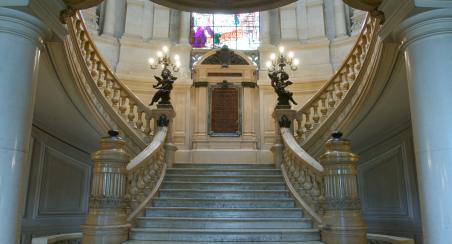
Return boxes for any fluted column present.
[0,7,48,244]
[81,130,130,244]
[399,9,452,244]
[333,0,347,37]
[320,132,367,244]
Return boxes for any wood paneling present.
[211,88,239,134]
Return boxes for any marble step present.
[144,207,304,218]
[124,241,323,244]
[152,197,295,208]
[166,168,282,176]
[164,174,284,183]
[161,181,287,190]
[173,163,275,169]
[129,228,321,242]
[135,217,313,229]
[158,189,290,199]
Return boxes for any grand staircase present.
[125,163,322,243]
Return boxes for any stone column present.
[399,9,452,244]
[271,109,296,168]
[306,0,327,40]
[0,7,48,244]
[259,10,271,46]
[320,132,367,244]
[102,0,126,37]
[333,0,347,37]
[142,1,154,40]
[280,3,298,41]
[123,0,145,39]
[152,4,170,40]
[81,130,130,244]
[179,11,191,44]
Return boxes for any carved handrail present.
[126,126,168,222]
[32,233,82,244]
[295,15,380,143]
[367,234,415,244]
[279,127,324,225]
[66,12,155,143]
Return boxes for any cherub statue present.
[149,68,177,106]
[269,70,297,107]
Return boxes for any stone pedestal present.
[399,9,452,244]
[81,130,131,244]
[151,108,176,168]
[320,132,367,244]
[0,7,48,244]
[271,108,296,168]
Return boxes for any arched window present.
[190,12,260,50]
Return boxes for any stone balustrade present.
[295,15,379,144]
[66,13,156,143]
[275,109,367,243]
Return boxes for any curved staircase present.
[125,163,322,243]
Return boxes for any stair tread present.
[168,168,281,171]
[131,228,319,233]
[160,189,289,192]
[137,217,311,221]
[154,197,293,201]
[166,174,282,177]
[163,181,285,185]
[146,207,301,211]
[125,241,323,244]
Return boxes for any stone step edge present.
[168,168,281,172]
[130,228,319,233]
[153,197,293,201]
[159,189,289,193]
[136,216,311,221]
[161,181,285,185]
[145,207,303,211]
[165,174,282,177]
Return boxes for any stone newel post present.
[81,130,131,244]
[320,132,367,244]
[271,108,296,168]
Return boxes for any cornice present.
[0,7,50,49]
[29,0,67,40]
[399,8,452,50]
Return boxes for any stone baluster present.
[320,132,367,244]
[81,130,130,244]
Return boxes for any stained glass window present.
[190,12,260,50]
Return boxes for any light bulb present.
[161,64,165,69]
[270,53,276,60]
[174,54,180,61]
[293,58,300,66]
[162,46,169,53]
[148,58,155,65]
[266,61,272,68]
[279,46,285,53]
[157,51,163,58]
[176,61,181,67]
[288,51,294,58]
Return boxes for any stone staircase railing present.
[65,12,156,152]
[295,15,381,150]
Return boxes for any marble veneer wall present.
[20,126,91,244]
[356,126,423,243]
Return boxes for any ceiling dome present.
[149,0,297,13]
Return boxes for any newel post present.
[271,108,296,168]
[320,132,367,244]
[152,108,177,168]
[81,130,130,244]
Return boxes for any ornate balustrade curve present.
[295,15,382,154]
[279,127,325,225]
[64,12,156,154]
[126,126,168,222]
